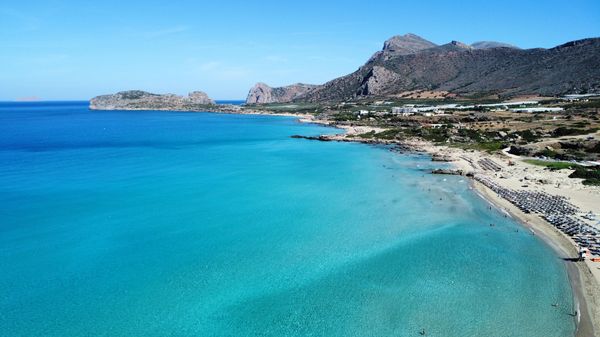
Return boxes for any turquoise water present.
[0,102,575,336]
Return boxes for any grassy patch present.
[582,178,600,186]
[357,131,376,139]
[523,159,583,170]
[458,141,505,153]
[332,112,359,121]
[373,129,401,140]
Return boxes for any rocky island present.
[90,90,215,111]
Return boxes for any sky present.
[1,0,599,100]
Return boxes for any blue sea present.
[0,101,576,336]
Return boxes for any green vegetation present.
[373,129,402,140]
[417,127,451,143]
[582,179,600,186]
[451,140,505,153]
[523,159,583,170]
[332,112,359,121]
[552,126,598,137]
[523,160,600,185]
[357,131,376,139]
[514,129,540,142]
[466,141,506,153]
[536,148,563,160]
[569,166,600,186]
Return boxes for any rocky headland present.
[90,90,215,111]
[245,82,319,104]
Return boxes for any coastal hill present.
[90,90,215,110]
[246,83,318,104]
[246,34,600,103]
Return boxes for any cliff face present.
[254,34,600,103]
[89,90,215,110]
[245,83,318,104]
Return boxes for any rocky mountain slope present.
[245,83,318,104]
[90,90,215,110]
[247,34,600,103]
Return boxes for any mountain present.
[471,41,519,49]
[380,33,438,55]
[245,83,318,104]
[247,34,600,103]
[90,90,215,110]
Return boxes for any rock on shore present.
[90,90,215,110]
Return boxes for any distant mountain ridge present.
[246,34,600,103]
[471,41,519,49]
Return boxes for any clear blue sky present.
[1,0,598,100]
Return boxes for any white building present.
[392,106,439,114]
[510,107,564,113]
[392,107,416,114]
[481,100,539,108]
[563,94,598,101]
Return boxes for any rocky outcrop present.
[89,90,215,110]
[187,91,214,104]
[293,34,600,102]
[508,145,532,156]
[431,168,465,175]
[357,66,405,96]
[245,83,318,104]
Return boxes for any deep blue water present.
[0,101,575,336]
[215,100,245,105]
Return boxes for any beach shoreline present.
[423,143,600,337]
[472,179,598,337]
[289,115,600,337]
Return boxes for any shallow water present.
[0,102,575,336]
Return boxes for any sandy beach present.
[299,119,600,336]
[431,144,600,337]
